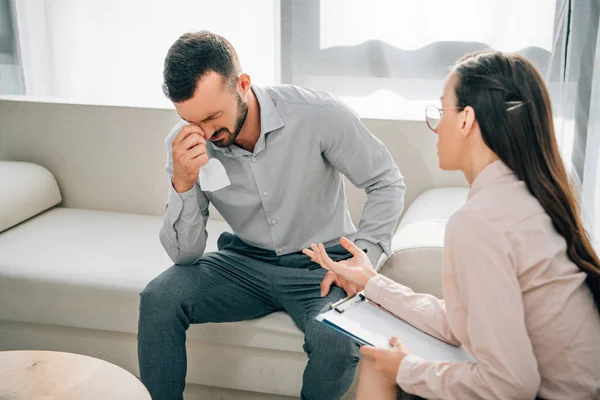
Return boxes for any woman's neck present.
[462,149,500,185]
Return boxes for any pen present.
[306,248,368,271]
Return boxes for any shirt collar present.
[209,85,284,157]
[468,160,516,200]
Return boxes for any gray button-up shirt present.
[160,85,405,266]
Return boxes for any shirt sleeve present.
[364,274,461,345]
[319,99,406,267]
[394,213,541,400]
[159,123,211,265]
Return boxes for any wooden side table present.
[0,350,151,400]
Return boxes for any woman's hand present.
[302,237,377,290]
[360,337,410,382]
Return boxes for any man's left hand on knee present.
[320,271,359,297]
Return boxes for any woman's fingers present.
[318,243,339,272]
[339,236,363,257]
[310,243,332,272]
[305,242,357,277]
[311,244,323,265]
[302,248,316,262]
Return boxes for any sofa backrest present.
[0,97,467,222]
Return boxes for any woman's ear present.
[461,105,477,138]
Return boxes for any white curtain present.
[11,0,279,108]
[282,0,556,119]
[0,0,22,95]
[549,0,600,250]
[584,50,600,248]
[582,25,600,250]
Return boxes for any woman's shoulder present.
[457,180,545,233]
[445,180,556,264]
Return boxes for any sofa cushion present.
[0,208,304,353]
[0,161,61,233]
[380,187,469,298]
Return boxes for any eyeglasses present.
[425,101,528,130]
[425,105,464,131]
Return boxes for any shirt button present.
[262,191,268,196]
[251,157,257,163]
[271,219,277,225]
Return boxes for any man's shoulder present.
[264,84,340,111]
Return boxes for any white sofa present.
[0,98,468,399]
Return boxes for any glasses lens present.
[425,106,441,130]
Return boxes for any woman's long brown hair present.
[454,50,600,315]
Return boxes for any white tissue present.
[199,158,231,192]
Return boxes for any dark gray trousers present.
[138,232,360,400]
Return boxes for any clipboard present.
[316,292,475,363]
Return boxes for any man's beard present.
[211,94,249,148]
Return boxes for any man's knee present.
[304,320,360,364]
[139,265,190,323]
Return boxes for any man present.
[138,31,405,400]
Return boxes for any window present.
[8,0,280,108]
[3,0,558,115]
[549,0,600,249]
[281,0,556,119]
[0,0,22,95]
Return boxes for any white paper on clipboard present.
[316,293,475,363]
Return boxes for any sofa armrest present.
[0,161,62,232]
[379,188,468,298]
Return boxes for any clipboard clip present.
[330,292,366,313]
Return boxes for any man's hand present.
[320,269,360,298]
[171,125,209,193]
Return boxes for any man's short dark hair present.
[162,31,241,103]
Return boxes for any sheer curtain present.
[0,0,22,95]
[10,0,280,108]
[282,0,556,119]
[585,44,600,249]
[549,0,600,249]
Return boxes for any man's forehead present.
[175,73,230,122]
[194,71,228,97]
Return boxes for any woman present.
[304,51,600,399]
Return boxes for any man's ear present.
[237,73,251,96]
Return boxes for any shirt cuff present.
[167,182,200,224]
[363,273,396,305]
[354,238,383,268]
[396,353,425,389]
